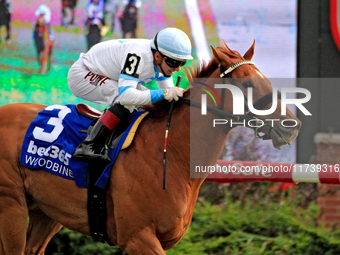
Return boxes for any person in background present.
[85,0,105,50]
[122,0,141,9]
[103,0,118,33]
[61,0,78,26]
[0,0,11,44]
[33,4,55,74]
[119,0,140,38]
[67,27,193,162]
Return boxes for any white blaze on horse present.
[0,41,300,254]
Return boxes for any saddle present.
[76,103,145,150]
[76,103,102,119]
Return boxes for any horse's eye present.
[242,82,253,88]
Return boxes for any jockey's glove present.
[164,87,184,102]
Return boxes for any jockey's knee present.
[108,104,132,121]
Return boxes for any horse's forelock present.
[216,41,244,61]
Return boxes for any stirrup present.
[73,144,112,163]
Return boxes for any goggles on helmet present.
[161,54,186,68]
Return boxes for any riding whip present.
[163,75,182,189]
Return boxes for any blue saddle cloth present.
[20,104,145,189]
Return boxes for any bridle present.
[179,60,281,140]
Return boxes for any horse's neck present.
[164,90,230,185]
[188,91,230,176]
[135,88,230,188]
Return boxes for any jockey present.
[68,27,193,162]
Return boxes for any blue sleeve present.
[150,89,165,104]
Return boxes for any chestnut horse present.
[0,41,301,254]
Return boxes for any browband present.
[220,60,255,78]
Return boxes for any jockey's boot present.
[73,104,131,163]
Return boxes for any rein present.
[179,97,251,122]
[163,76,182,189]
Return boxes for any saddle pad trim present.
[121,112,149,149]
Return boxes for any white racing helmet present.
[150,27,194,61]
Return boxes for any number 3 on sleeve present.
[121,53,141,79]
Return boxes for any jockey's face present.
[154,52,181,77]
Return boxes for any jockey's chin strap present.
[179,60,281,140]
[154,32,171,78]
[159,64,171,78]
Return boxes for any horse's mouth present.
[259,125,297,150]
[269,128,296,150]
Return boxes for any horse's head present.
[208,40,301,149]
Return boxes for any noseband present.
[179,60,281,140]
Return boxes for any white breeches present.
[67,57,119,106]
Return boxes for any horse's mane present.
[142,41,244,116]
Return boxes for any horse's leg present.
[25,209,62,255]
[0,201,27,254]
[118,227,166,255]
[0,179,28,254]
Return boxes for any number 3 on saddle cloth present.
[19,104,148,189]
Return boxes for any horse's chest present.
[157,220,191,250]
[156,208,193,247]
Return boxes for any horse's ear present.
[243,40,255,60]
[211,45,233,66]
[210,45,221,62]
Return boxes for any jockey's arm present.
[118,79,164,106]
[117,46,183,105]
[155,78,174,89]
[118,78,184,105]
